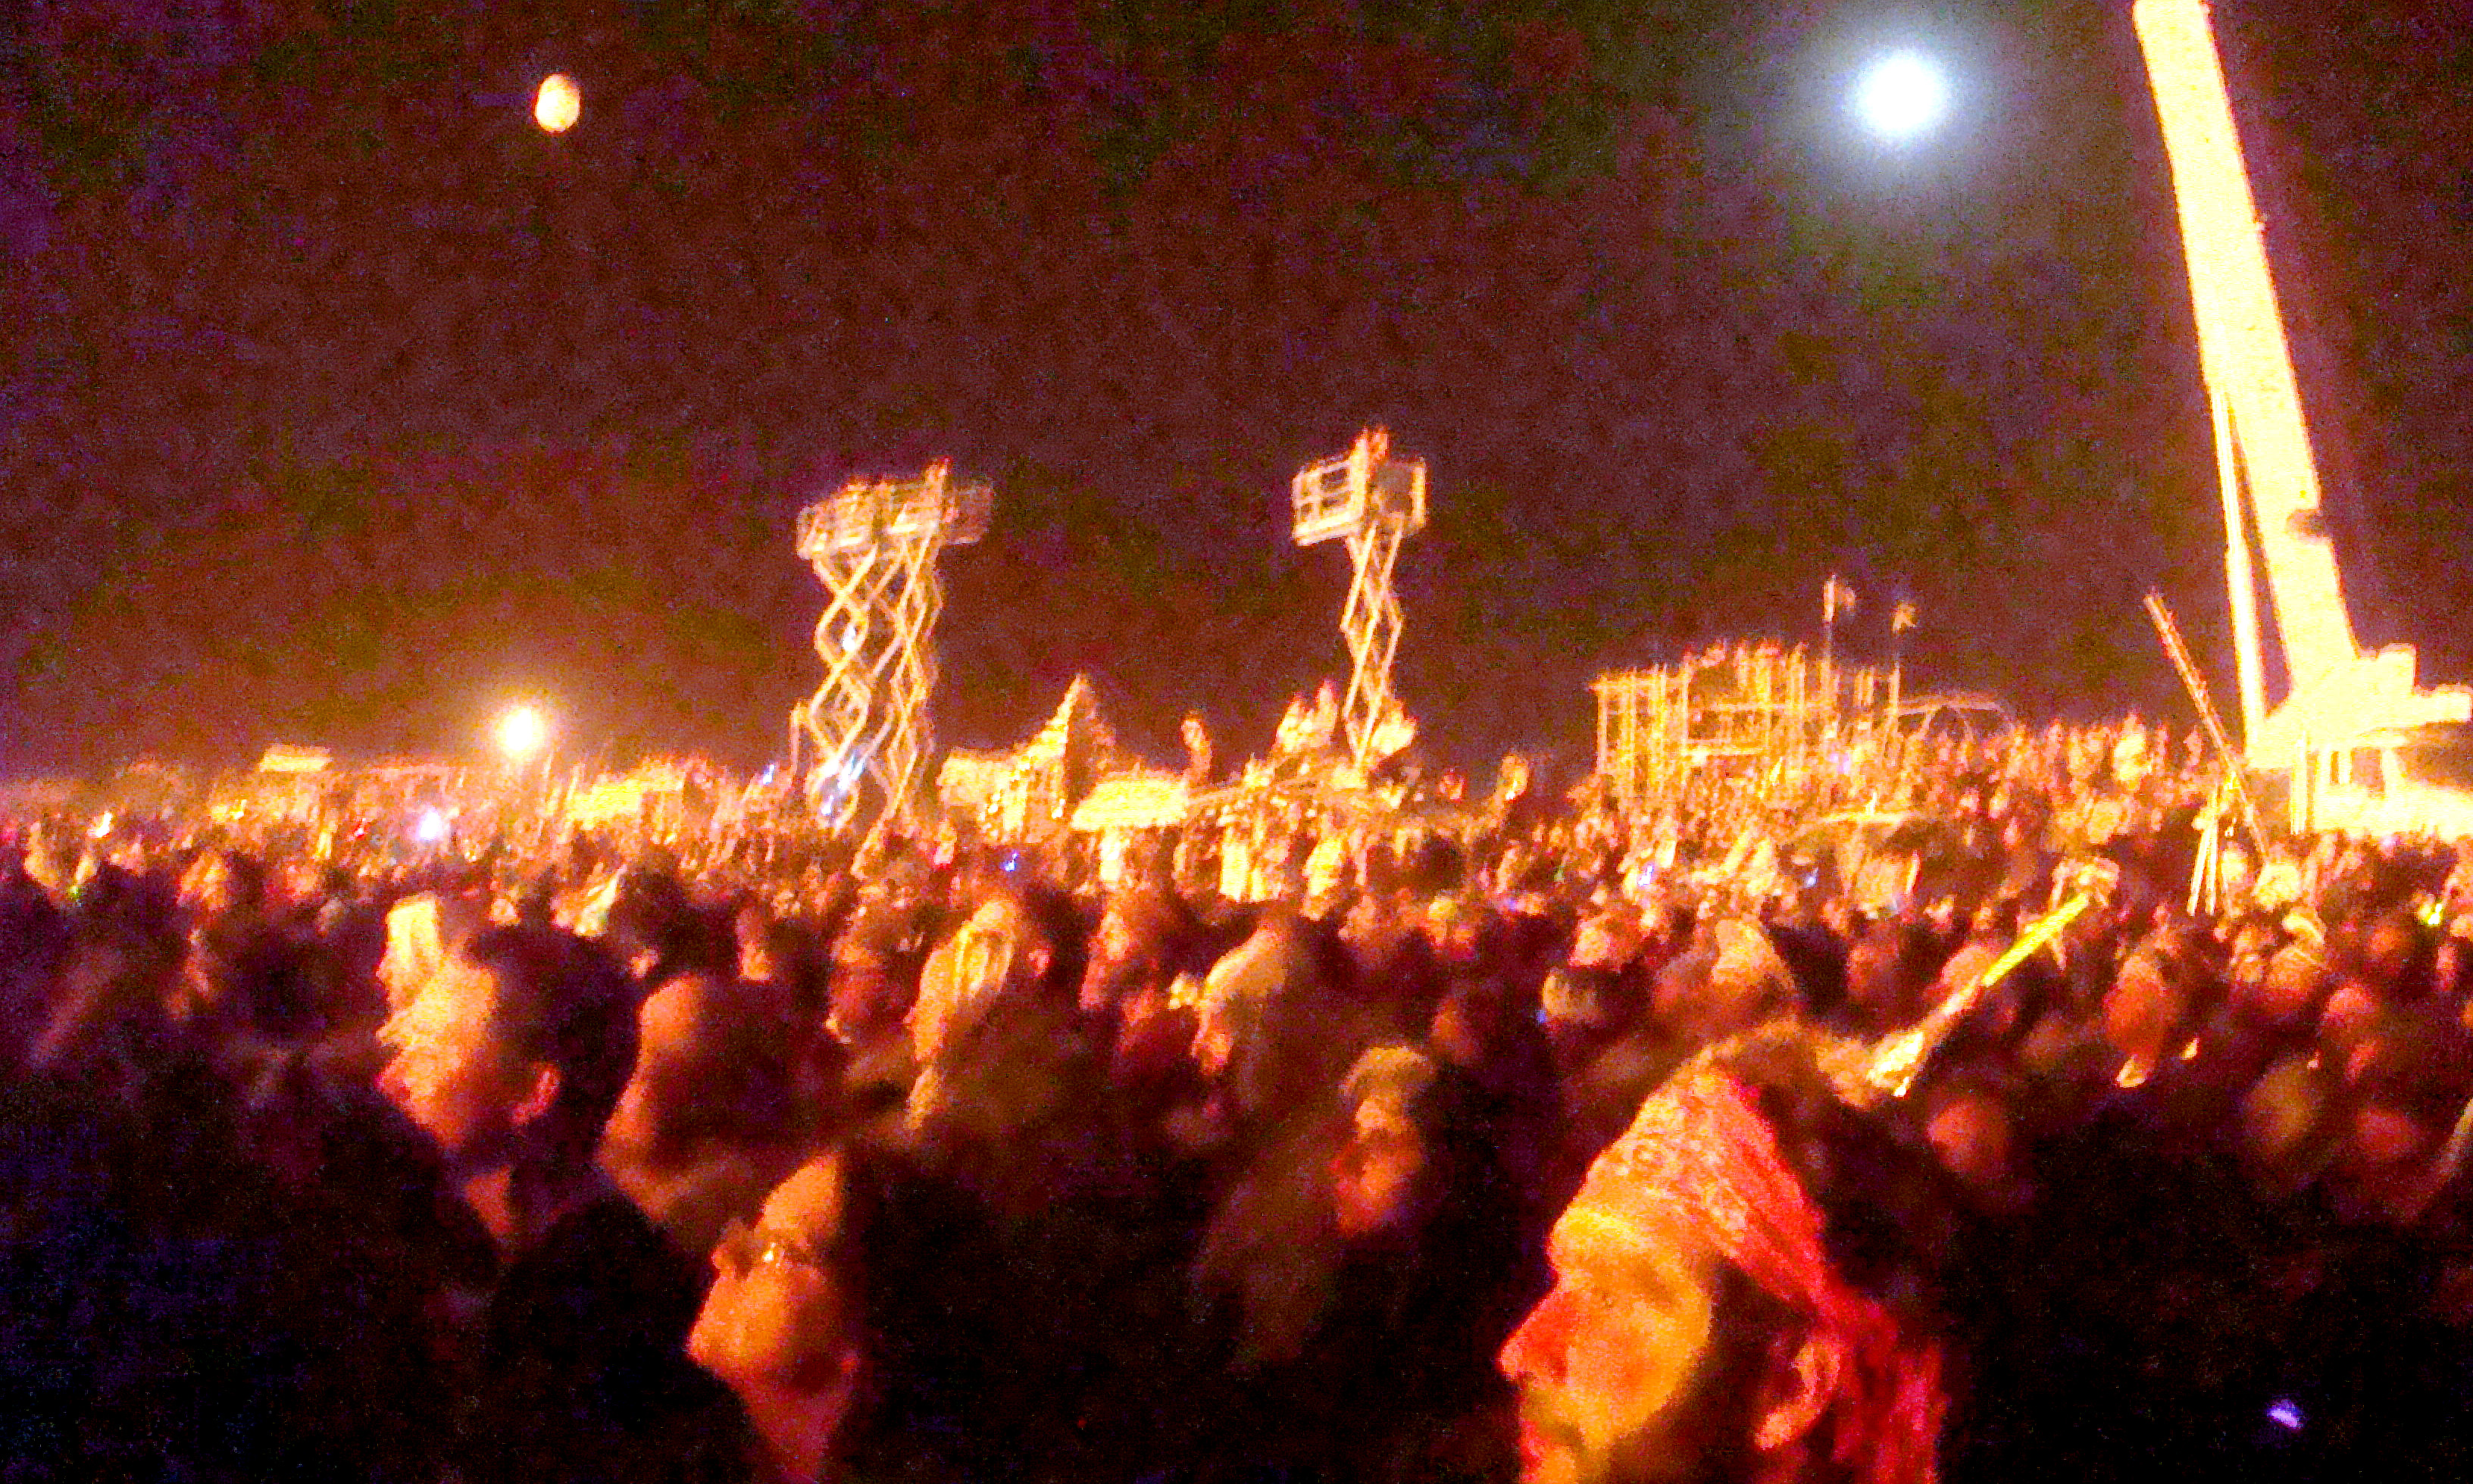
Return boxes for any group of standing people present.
[7,768,2473,1482]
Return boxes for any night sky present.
[3,0,2469,776]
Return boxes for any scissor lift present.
[1291,428,1426,773]
[791,461,990,836]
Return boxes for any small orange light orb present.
[533,73,581,134]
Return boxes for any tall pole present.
[1888,597,1915,786]
[2213,392,2269,746]
[1821,578,1836,676]
[2144,589,2264,846]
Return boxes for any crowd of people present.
[7,727,2473,1483]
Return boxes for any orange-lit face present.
[602,976,708,1164]
[1080,903,1149,1015]
[1190,990,1238,1079]
[827,948,899,1039]
[736,910,783,986]
[2101,964,2184,1067]
[1924,1091,2017,1199]
[1498,1205,1726,1484]
[375,924,427,1014]
[1329,1098,1427,1238]
[689,1154,856,1392]
[180,851,244,918]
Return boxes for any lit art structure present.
[1291,429,1425,773]
[791,461,990,836]
[936,675,1128,842]
[1594,643,1899,819]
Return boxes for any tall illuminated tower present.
[791,461,990,835]
[1290,428,1426,773]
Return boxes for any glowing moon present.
[1853,52,1947,141]
[533,73,581,133]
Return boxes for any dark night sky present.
[2,0,2470,776]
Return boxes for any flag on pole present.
[1893,600,1918,634]
[1823,576,1858,624]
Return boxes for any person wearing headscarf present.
[1499,1027,1953,1484]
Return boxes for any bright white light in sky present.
[497,704,550,760]
[533,73,581,133]
[1853,52,1947,141]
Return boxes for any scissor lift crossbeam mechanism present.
[1291,429,1426,772]
[793,461,990,836]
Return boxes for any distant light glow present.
[497,705,550,761]
[413,808,451,845]
[1854,52,1948,141]
[2268,1398,2304,1432]
[533,73,581,133]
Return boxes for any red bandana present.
[1574,1066,1946,1484]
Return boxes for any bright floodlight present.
[533,73,581,133]
[497,705,550,761]
[1854,52,1947,141]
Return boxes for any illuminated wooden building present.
[1593,642,1895,817]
